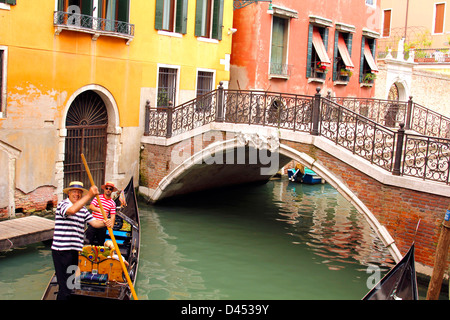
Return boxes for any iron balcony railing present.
[53,11,135,38]
[145,84,450,185]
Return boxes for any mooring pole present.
[426,207,450,300]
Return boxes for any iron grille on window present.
[157,68,177,108]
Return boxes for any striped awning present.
[312,29,331,67]
[338,35,354,70]
[364,41,379,73]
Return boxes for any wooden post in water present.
[426,207,450,300]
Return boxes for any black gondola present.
[363,243,418,300]
[42,178,140,300]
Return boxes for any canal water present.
[0,177,438,300]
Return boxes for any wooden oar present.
[81,154,138,300]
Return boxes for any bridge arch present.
[150,136,402,262]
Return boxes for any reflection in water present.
[272,180,394,272]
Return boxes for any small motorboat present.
[288,164,324,184]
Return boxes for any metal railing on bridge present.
[144,84,450,185]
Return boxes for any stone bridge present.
[140,86,450,275]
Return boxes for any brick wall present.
[14,186,57,214]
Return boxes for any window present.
[434,3,446,34]
[0,0,16,5]
[196,70,214,111]
[196,71,214,97]
[306,24,331,80]
[333,31,354,83]
[360,36,378,84]
[157,67,178,108]
[98,0,130,33]
[0,47,7,118]
[195,0,224,40]
[270,16,289,77]
[155,0,188,34]
[365,0,376,8]
[382,9,391,37]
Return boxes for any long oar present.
[81,154,138,300]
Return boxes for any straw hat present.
[63,181,88,196]
[101,181,118,192]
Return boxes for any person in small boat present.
[104,240,129,267]
[85,181,117,245]
[51,181,113,300]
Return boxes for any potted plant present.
[363,72,377,83]
[340,68,353,77]
[316,62,329,73]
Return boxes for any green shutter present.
[306,24,313,78]
[57,0,64,11]
[359,36,365,83]
[195,0,204,37]
[347,33,353,56]
[212,0,224,40]
[155,0,164,30]
[117,0,129,22]
[6,0,16,5]
[81,0,93,16]
[175,0,188,34]
[333,31,339,81]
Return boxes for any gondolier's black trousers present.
[52,249,78,300]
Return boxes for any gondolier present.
[51,181,113,300]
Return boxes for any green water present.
[0,177,429,300]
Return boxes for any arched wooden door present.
[64,90,108,190]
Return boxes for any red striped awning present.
[364,41,379,73]
[338,35,354,70]
[312,29,331,67]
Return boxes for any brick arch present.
[149,136,402,263]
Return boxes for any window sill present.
[197,37,219,44]
[157,30,183,38]
[334,80,349,86]
[0,3,10,10]
[269,74,289,80]
[308,78,325,83]
[360,82,374,88]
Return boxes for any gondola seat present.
[78,245,126,283]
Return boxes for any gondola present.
[362,243,418,300]
[42,177,140,300]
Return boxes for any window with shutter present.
[195,0,223,40]
[155,0,188,34]
[0,47,6,118]
[434,3,445,34]
[270,16,288,76]
[307,24,330,80]
[382,9,391,37]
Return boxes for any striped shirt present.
[90,195,116,220]
[51,198,94,251]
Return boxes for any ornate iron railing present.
[331,96,450,139]
[144,84,450,185]
[53,11,135,38]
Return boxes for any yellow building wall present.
[0,0,233,212]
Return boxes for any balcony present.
[53,11,135,45]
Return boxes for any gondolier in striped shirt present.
[85,181,117,245]
[51,181,113,300]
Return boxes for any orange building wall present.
[231,0,381,97]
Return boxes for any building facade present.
[0,0,233,218]
[230,0,381,97]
